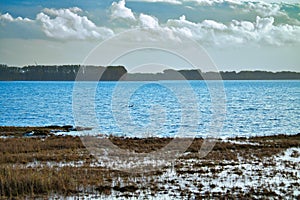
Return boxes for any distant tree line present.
[219,71,300,80]
[0,64,127,81]
[0,64,299,81]
[126,69,300,81]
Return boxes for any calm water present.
[0,80,299,138]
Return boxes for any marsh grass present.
[0,165,76,197]
[0,136,87,164]
[0,127,299,198]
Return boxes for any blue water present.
[0,80,299,138]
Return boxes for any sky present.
[0,0,299,72]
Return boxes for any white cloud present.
[202,19,227,30]
[222,16,300,46]
[183,0,242,6]
[1,1,300,47]
[0,13,14,21]
[184,0,222,6]
[103,0,300,47]
[245,1,283,17]
[167,15,199,30]
[164,15,300,46]
[183,0,288,18]
[110,0,136,21]
[139,13,159,28]
[127,0,182,5]
[0,13,32,22]
[42,7,82,16]
[109,1,161,29]
[36,8,114,40]
[255,16,274,32]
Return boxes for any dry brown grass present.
[0,165,77,197]
[0,127,299,198]
[0,136,87,164]
[0,164,146,198]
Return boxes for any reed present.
[0,130,299,198]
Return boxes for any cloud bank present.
[0,13,32,22]
[107,0,300,47]
[36,7,114,40]
[165,15,300,46]
[0,0,299,47]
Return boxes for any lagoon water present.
[0,80,299,138]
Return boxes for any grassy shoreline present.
[0,126,299,199]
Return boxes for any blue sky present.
[0,0,299,72]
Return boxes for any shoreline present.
[0,126,299,139]
[0,126,299,199]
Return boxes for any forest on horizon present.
[0,64,299,81]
